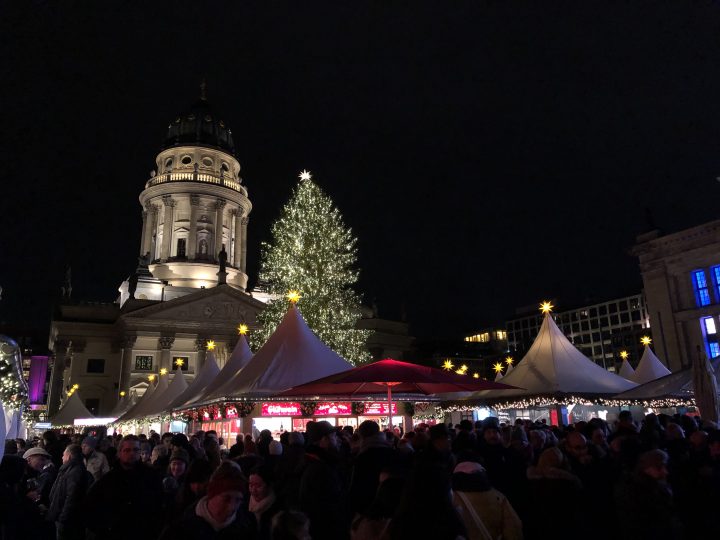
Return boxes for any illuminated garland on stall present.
[251,170,373,365]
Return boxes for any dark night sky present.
[3,2,720,345]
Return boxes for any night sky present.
[3,3,720,345]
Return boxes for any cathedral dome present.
[162,90,235,155]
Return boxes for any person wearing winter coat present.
[451,461,523,540]
[82,436,110,481]
[47,444,91,540]
[349,420,397,515]
[248,465,284,540]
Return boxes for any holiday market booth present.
[466,303,638,425]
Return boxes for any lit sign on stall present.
[315,402,352,416]
[363,402,398,415]
[225,406,239,419]
[262,402,302,416]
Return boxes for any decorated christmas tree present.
[253,170,372,365]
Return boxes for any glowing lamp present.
[442,359,454,371]
[299,169,312,181]
[287,290,301,304]
[493,362,504,374]
[206,340,216,351]
[620,351,629,360]
[641,336,652,346]
[237,323,249,335]
[540,301,554,314]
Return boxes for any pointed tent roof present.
[169,352,221,409]
[619,359,636,380]
[129,371,170,419]
[143,368,189,418]
[494,370,504,382]
[50,392,94,426]
[224,305,353,398]
[109,391,136,418]
[479,313,637,399]
[116,379,157,423]
[192,335,254,405]
[631,346,672,384]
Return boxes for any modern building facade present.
[506,294,652,372]
[632,220,720,371]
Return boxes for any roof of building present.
[162,92,235,155]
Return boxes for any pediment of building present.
[121,284,265,325]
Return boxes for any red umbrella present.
[279,358,517,428]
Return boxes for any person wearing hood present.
[451,460,523,540]
[349,420,397,515]
[248,465,284,540]
[159,461,254,539]
[47,444,91,539]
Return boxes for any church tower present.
[119,88,252,304]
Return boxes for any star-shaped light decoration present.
[175,358,185,367]
[120,391,126,397]
[148,374,156,382]
[237,323,249,335]
[206,340,216,351]
[493,362,504,374]
[506,356,514,366]
[72,383,79,390]
[640,336,652,346]
[473,373,480,379]
[299,169,312,181]
[455,368,466,375]
[160,368,168,376]
[620,350,629,360]
[287,290,301,304]
[540,301,554,314]
[459,364,468,373]
[442,359,454,371]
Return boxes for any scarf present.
[195,496,236,531]
[248,491,276,522]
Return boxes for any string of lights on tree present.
[252,170,372,365]
[0,336,28,410]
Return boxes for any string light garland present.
[251,171,373,365]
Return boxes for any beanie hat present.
[171,433,189,447]
[207,462,246,499]
[169,448,189,465]
[481,417,500,431]
[307,421,335,443]
[82,436,98,449]
[268,440,283,456]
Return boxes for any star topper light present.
[620,350,629,360]
[206,340,216,351]
[237,323,249,335]
[160,368,168,376]
[540,301,554,314]
[493,362,504,374]
[640,336,652,346]
[442,359,454,371]
[506,356,514,365]
[175,358,185,367]
[287,290,301,304]
[299,169,312,181]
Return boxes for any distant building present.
[506,294,651,371]
[632,220,720,371]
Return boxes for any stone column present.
[142,204,157,258]
[159,336,175,371]
[119,335,138,394]
[161,195,176,260]
[214,199,226,261]
[139,209,148,255]
[240,216,249,273]
[195,338,207,370]
[233,209,243,268]
[188,195,199,260]
[47,340,69,416]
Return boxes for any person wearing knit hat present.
[159,461,253,539]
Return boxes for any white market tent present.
[129,370,169,420]
[142,368,188,418]
[190,334,254,405]
[477,312,637,401]
[619,359,636,380]
[630,345,672,385]
[50,392,95,426]
[116,379,157,423]
[109,390,136,418]
[219,304,353,399]
[168,352,221,410]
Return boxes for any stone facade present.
[632,220,720,372]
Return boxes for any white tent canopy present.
[129,371,169,420]
[116,379,157,423]
[109,390,136,418]
[223,305,353,398]
[619,359,636,380]
[631,345,672,385]
[143,368,189,418]
[50,392,95,426]
[192,335,254,405]
[168,352,221,410]
[479,313,637,399]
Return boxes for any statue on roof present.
[61,265,72,299]
[218,247,228,273]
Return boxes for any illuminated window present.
[711,343,720,358]
[701,316,720,359]
[712,266,720,302]
[135,355,153,371]
[692,270,711,307]
[705,317,717,335]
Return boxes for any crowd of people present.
[1,410,720,540]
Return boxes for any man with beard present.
[299,421,349,540]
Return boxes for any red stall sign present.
[262,402,302,416]
[225,406,239,419]
[363,402,398,415]
[315,402,352,416]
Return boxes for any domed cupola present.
[162,84,235,154]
